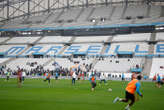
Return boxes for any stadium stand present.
[156,32,164,40]
[51,58,74,68]
[154,42,164,55]
[38,36,72,43]
[124,5,147,18]
[72,57,94,65]
[104,42,149,56]
[0,31,163,76]
[63,7,95,27]
[58,8,82,22]
[25,13,49,24]
[62,43,103,56]
[0,37,10,43]
[44,9,64,24]
[20,44,64,56]
[2,17,28,29]
[6,37,41,44]
[6,58,51,70]
[0,0,164,79]
[89,6,113,20]
[94,58,144,72]
[0,45,27,55]
[0,58,9,64]
[150,58,164,78]
[112,33,151,42]
[110,6,125,20]
[43,59,57,71]
[73,36,110,43]
[149,5,162,18]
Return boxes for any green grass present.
[0,78,163,110]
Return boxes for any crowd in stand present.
[0,61,94,78]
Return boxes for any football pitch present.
[0,78,163,110]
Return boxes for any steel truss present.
[0,0,160,23]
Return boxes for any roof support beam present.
[47,0,50,13]
[49,0,58,9]
[30,0,47,12]
[9,2,27,17]
[7,0,9,19]
[28,0,30,16]
[86,0,88,7]
[67,0,69,9]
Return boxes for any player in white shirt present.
[99,72,107,85]
[22,71,26,83]
[72,71,77,85]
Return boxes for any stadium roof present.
[0,0,163,22]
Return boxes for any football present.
[108,88,112,92]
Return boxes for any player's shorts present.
[18,77,22,83]
[101,79,106,82]
[91,82,96,88]
[157,81,161,84]
[46,78,50,81]
[7,76,9,80]
[23,76,25,81]
[125,91,135,102]
[55,76,58,79]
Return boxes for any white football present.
[108,88,112,92]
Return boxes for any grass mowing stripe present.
[0,78,163,110]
